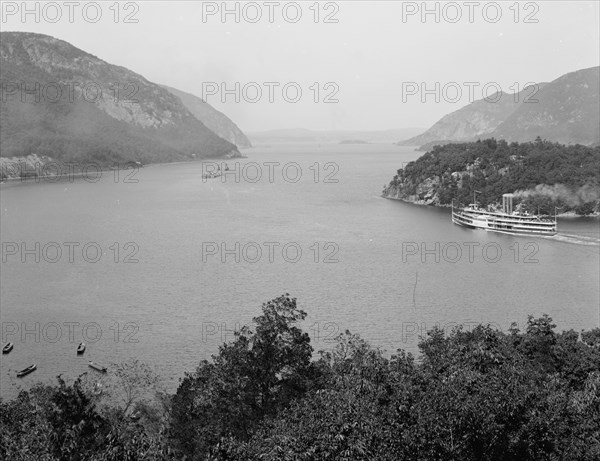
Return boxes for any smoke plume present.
[512,184,600,207]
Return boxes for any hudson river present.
[1,144,599,398]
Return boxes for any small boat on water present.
[2,342,13,354]
[452,193,557,236]
[202,171,222,179]
[77,342,86,354]
[17,364,36,377]
[202,164,224,179]
[88,361,107,373]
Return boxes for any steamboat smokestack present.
[502,194,513,214]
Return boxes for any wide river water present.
[1,143,599,398]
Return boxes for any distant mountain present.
[493,67,600,145]
[399,86,542,147]
[339,139,369,144]
[401,67,600,148]
[163,85,251,148]
[0,32,240,167]
[248,128,425,144]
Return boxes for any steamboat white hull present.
[452,209,557,236]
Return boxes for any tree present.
[107,359,161,416]
[383,139,600,214]
[45,376,110,460]
[216,314,600,461]
[170,294,315,459]
[2,300,600,460]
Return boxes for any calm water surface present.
[1,144,599,398]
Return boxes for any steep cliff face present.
[401,67,599,148]
[0,32,241,164]
[163,85,251,148]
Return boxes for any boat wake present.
[544,233,600,246]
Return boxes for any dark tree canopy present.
[2,296,599,460]
[385,139,600,215]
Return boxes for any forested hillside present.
[384,138,600,215]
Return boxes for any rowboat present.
[77,342,86,354]
[17,364,36,377]
[2,342,13,354]
[88,361,107,373]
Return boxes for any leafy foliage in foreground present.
[2,296,600,460]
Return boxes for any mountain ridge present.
[163,85,251,149]
[398,88,534,147]
[400,67,599,148]
[493,67,600,145]
[0,32,242,168]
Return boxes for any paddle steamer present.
[452,193,557,235]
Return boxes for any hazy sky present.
[2,1,599,132]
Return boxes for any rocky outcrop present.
[384,176,441,206]
[0,154,53,180]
